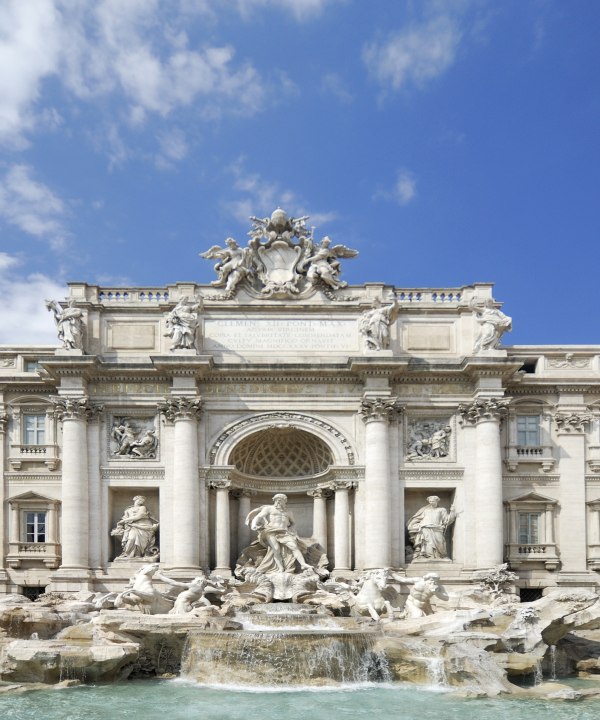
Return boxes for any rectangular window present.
[25,361,40,372]
[516,415,540,446]
[24,414,45,445]
[25,512,46,543]
[518,512,541,544]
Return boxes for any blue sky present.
[0,0,599,346]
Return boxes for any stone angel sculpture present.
[200,238,255,296]
[45,298,85,350]
[298,236,358,291]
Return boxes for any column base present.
[162,566,204,580]
[212,567,233,578]
[48,567,93,592]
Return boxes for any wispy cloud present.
[233,0,338,22]
[320,73,354,103]
[0,253,67,344]
[375,168,418,207]
[224,158,337,230]
[363,15,461,92]
[0,1,267,152]
[0,164,69,249]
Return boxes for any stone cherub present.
[200,238,255,296]
[298,236,358,291]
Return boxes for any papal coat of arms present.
[200,208,358,299]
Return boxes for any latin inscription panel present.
[204,318,359,354]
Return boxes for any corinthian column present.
[360,397,402,569]
[159,396,202,570]
[459,398,508,569]
[210,479,231,574]
[52,397,102,570]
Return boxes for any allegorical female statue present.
[111,496,159,559]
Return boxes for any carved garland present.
[209,412,356,466]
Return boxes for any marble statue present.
[111,496,159,560]
[351,569,398,620]
[406,422,452,460]
[113,563,172,614]
[111,420,158,459]
[245,493,311,574]
[169,573,226,615]
[164,295,202,350]
[470,297,512,352]
[299,236,358,291]
[45,298,85,350]
[358,299,398,351]
[401,572,449,618]
[407,496,456,560]
[200,238,254,296]
[200,209,357,299]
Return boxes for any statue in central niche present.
[246,493,312,574]
[234,494,329,602]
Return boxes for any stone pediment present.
[505,492,557,505]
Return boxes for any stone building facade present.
[1,211,599,597]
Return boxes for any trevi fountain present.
[1,210,600,717]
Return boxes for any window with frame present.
[23,414,45,445]
[518,512,541,544]
[516,415,540,446]
[25,360,40,372]
[25,511,46,542]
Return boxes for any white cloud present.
[393,170,417,206]
[363,15,461,91]
[233,0,336,22]
[0,164,69,249]
[0,0,267,149]
[155,127,189,169]
[225,158,336,230]
[0,253,67,345]
[374,169,418,207]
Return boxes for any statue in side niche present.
[111,495,159,560]
[407,495,456,560]
[164,295,202,350]
[45,298,85,350]
[358,298,398,351]
[470,297,512,353]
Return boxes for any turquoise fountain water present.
[2,680,600,720]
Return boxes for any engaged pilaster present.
[158,396,202,571]
[360,397,402,569]
[52,396,102,572]
[459,398,508,569]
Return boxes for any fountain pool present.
[1,681,600,720]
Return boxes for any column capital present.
[157,396,202,422]
[51,396,103,421]
[308,486,333,499]
[458,397,509,425]
[554,411,592,434]
[232,487,255,499]
[331,480,357,492]
[360,397,403,423]
[209,479,231,491]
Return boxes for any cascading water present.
[180,603,390,686]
